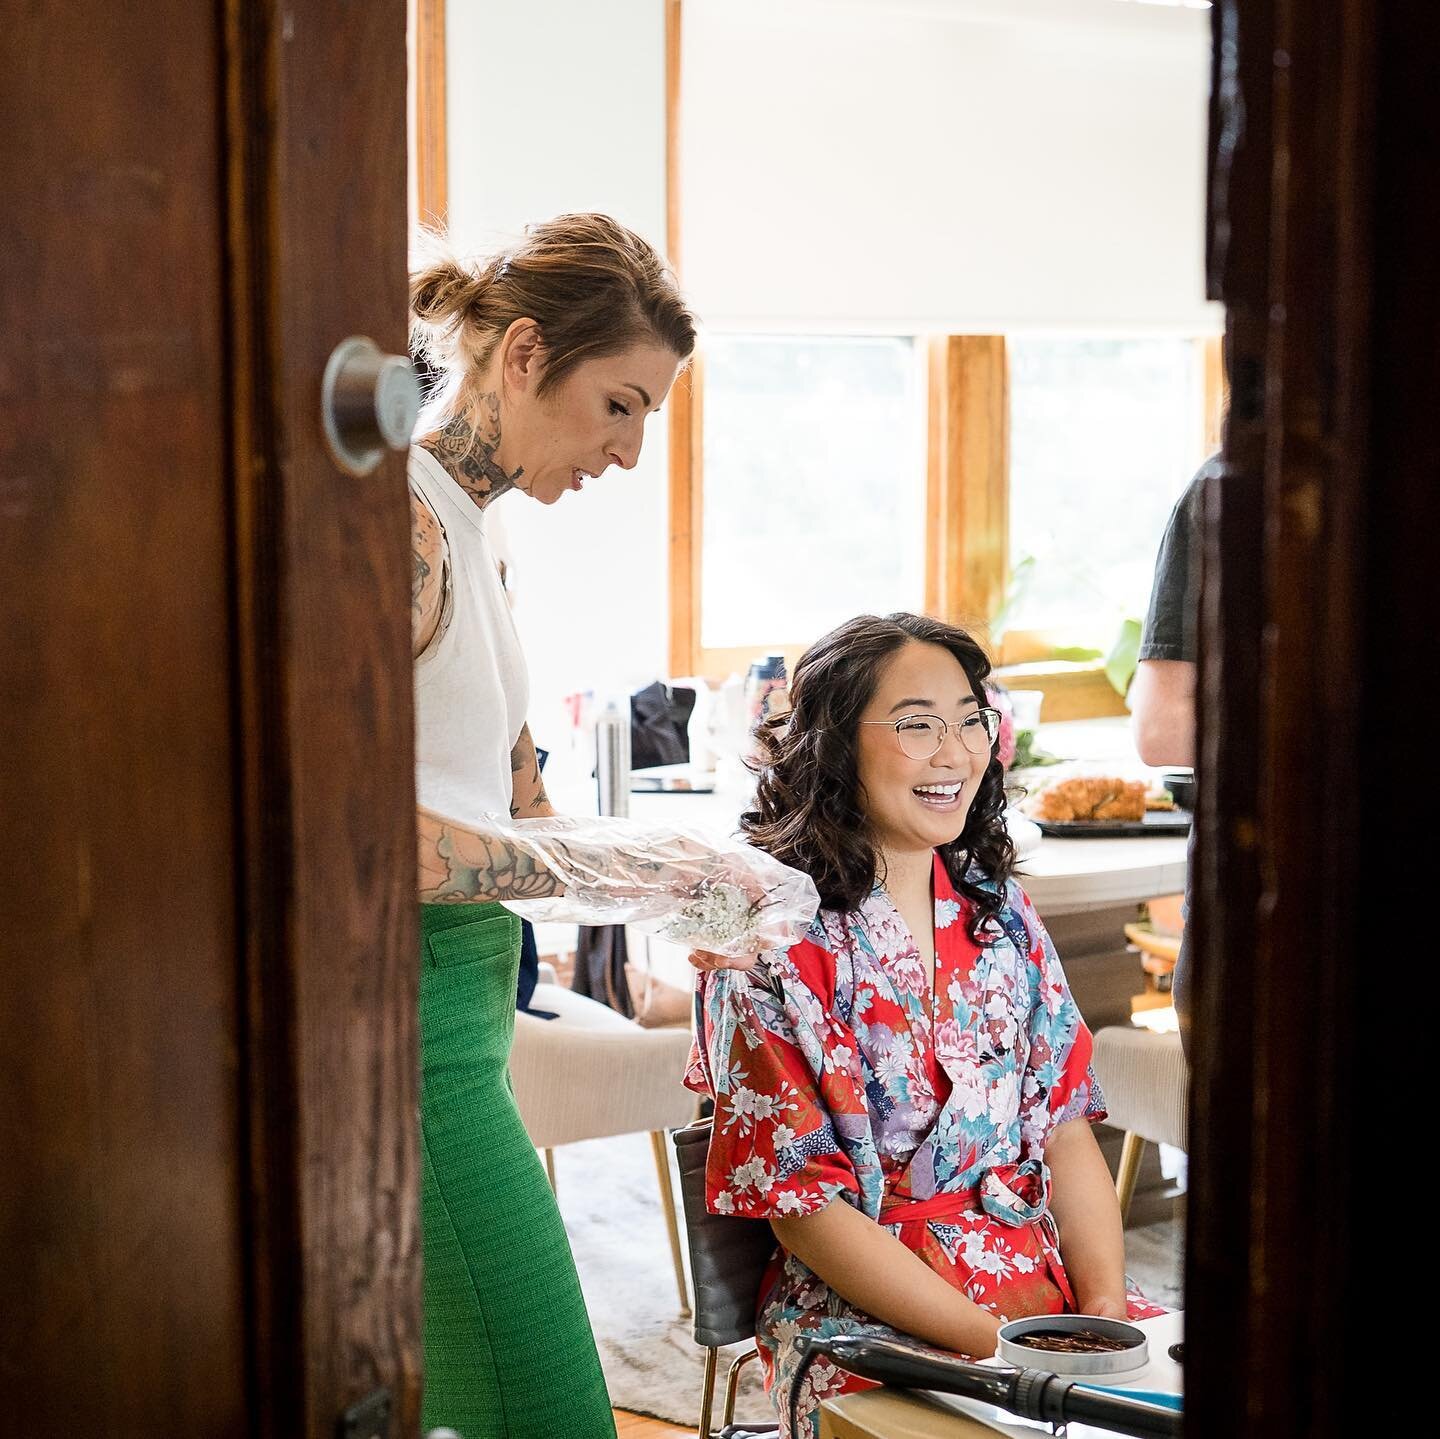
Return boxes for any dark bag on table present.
[630,680,695,770]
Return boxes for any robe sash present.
[879,1158,1076,1310]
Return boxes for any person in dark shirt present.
[1131,459,1215,1052]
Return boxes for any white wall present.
[445,0,672,767]
[440,0,1218,773]
[682,0,1220,332]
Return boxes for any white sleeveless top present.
[409,445,529,823]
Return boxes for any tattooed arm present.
[413,398,550,896]
[415,725,556,902]
[509,723,553,819]
[413,393,523,658]
[417,806,564,904]
[411,489,446,659]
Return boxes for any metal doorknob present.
[322,336,421,475]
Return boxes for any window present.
[694,334,926,661]
[672,332,1221,716]
[1004,337,1208,653]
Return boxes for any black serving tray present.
[1034,808,1192,838]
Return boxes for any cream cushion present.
[1091,1026,1189,1151]
[509,983,696,1150]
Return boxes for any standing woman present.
[407,214,693,1438]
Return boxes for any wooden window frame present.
[668,327,1223,718]
[926,334,1009,637]
[408,0,447,229]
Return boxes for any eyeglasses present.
[860,708,1002,760]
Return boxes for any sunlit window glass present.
[699,336,925,650]
[1007,337,1206,642]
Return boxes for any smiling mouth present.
[913,781,966,811]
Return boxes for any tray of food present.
[1021,773,1191,838]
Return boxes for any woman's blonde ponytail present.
[408,214,695,439]
[409,255,481,325]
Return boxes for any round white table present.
[1014,830,1187,917]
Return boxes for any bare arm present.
[770,1199,1002,1357]
[1045,1117,1128,1317]
[1129,658,1197,768]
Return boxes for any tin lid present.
[996,1314,1149,1378]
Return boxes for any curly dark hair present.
[741,612,1015,941]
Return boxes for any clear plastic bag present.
[484,813,820,958]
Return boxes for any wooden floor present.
[614,1409,690,1437]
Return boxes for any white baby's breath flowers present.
[660,879,765,952]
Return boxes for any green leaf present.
[1048,645,1104,663]
[1104,617,1143,698]
[1012,730,1065,770]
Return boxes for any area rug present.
[556,1131,1184,1429]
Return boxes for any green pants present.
[420,903,615,1438]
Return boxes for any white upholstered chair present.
[509,965,698,1316]
[1091,1024,1189,1221]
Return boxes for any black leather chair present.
[672,1119,782,1438]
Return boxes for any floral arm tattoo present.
[417,809,564,904]
[416,809,725,909]
[421,392,524,509]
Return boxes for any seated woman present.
[687,612,1163,1437]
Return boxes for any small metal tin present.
[997,1314,1149,1377]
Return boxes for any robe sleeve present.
[690,936,868,1219]
[1007,881,1109,1153]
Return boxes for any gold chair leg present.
[722,1345,761,1429]
[1115,1131,1145,1223]
[698,1345,718,1439]
[542,1147,557,1194]
[651,1129,691,1318]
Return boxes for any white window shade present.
[680,0,1222,333]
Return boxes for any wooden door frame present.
[227,2,420,1433]
[3,2,418,1434]
[410,0,447,227]
[1187,1,1436,1433]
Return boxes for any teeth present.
[914,783,962,797]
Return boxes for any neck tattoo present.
[423,391,524,510]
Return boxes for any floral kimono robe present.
[686,855,1163,1437]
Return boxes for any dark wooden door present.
[1188,1,1438,1434]
[1,3,419,1435]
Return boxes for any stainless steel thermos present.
[594,702,631,818]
